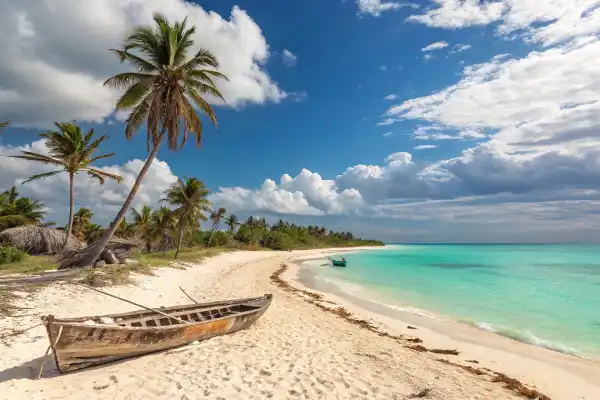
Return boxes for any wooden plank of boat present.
[42,293,273,373]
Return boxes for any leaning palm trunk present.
[206,224,217,247]
[62,173,75,250]
[76,138,163,267]
[175,220,185,259]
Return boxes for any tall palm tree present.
[10,122,122,249]
[224,213,239,236]
[131,205,154,252]
[80,13,228,266]
[207,207,226,247]
[162,177,210,258]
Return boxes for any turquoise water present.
[313,245,600,358]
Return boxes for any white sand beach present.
[1,248,599,400]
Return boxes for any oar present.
[179,286,198,304]
[80,284,188,325]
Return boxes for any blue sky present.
[2,0,600,242]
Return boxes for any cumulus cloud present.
[421,41,449,51]
[211,169,365,216]
[282,49,297,67]
[408,0,600,46]
[357,0,408,16]
[0,139,178,224]
[384,94,398,100]
[0,0,286,128]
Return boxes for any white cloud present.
[282,49,297,67]
[357,0,408,16]
[377,118,396,126]
[407,0,506,29]
[384,94,398,100]
[423,53,435,61]
[413,125,486,141]
[0,139,178,225]
[379,65,388,71]
[383,132,393,137]
[421,41,449,51]
[211,169,365,216]
[0,0,287,128]
[408,0,600,46]
[450,43,472,53]
[414,144,437,150]
[387,38,600,154]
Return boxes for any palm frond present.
[21,170,62,184]
[10,152,66,167]
[85,168,123,184]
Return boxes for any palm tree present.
[224,213,239,236]
[207,207,226,247]
[131,205,154,252]
[162,177,210,258]
[115,217,136,239]
[72,207,94,241]
[0,188,47,230]
[151,206,176,250]
[245,216,260,246]
[83,223,103,244]
[80,13,228,266]
[10,122,122,249]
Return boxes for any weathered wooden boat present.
[42,294,272,373]
[328,256,347,267]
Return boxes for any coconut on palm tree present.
[76,13,227,266]
[131,205,154,252]
[207,207,226,247]
[10,122,122,249]
[162,177,210,258]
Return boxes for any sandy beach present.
[1,248,599,399]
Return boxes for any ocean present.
[303,244,600,359]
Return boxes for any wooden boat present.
[328,256,347,267]
[42,294,272,373]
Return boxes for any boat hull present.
[43,294,272,373]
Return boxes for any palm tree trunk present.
[175,220,185,259]
[62,173,75,251]
[77,137,164,266]
[207,224,216,247]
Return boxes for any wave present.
[471,321,586,358]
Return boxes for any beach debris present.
[271,261,553,400]
[465,359,479,364]
[406,344,428,352]
[407,325,417,330]
[492,373,551,400]
[179,286,199,304]
[408,388,431,398]
[406,338,423,343]
[57,237,141,269]
[430,348,459,355]
[0,226,84,255]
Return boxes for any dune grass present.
[0,254,58,276]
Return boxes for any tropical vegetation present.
[10,122,122,249]
[0,14,382,269]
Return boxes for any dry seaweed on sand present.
[0,226,84,255]
[272,261,553,400]
[408,388,431,398]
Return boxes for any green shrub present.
[264,231,296,250]
[0,246,27,265]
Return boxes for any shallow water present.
[309,244,600,358]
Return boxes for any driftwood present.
[0,226,84,255]
[57,237,141,269]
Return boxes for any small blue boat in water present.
[328,256,347,267]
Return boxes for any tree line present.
[0,185,382,253]
[0,13,382,264]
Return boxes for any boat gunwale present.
[43,294,273,331]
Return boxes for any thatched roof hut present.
[0,226,85,255]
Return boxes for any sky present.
[1,0,600,243]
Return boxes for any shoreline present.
[1,246,597,399]
[282,251,600,399]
